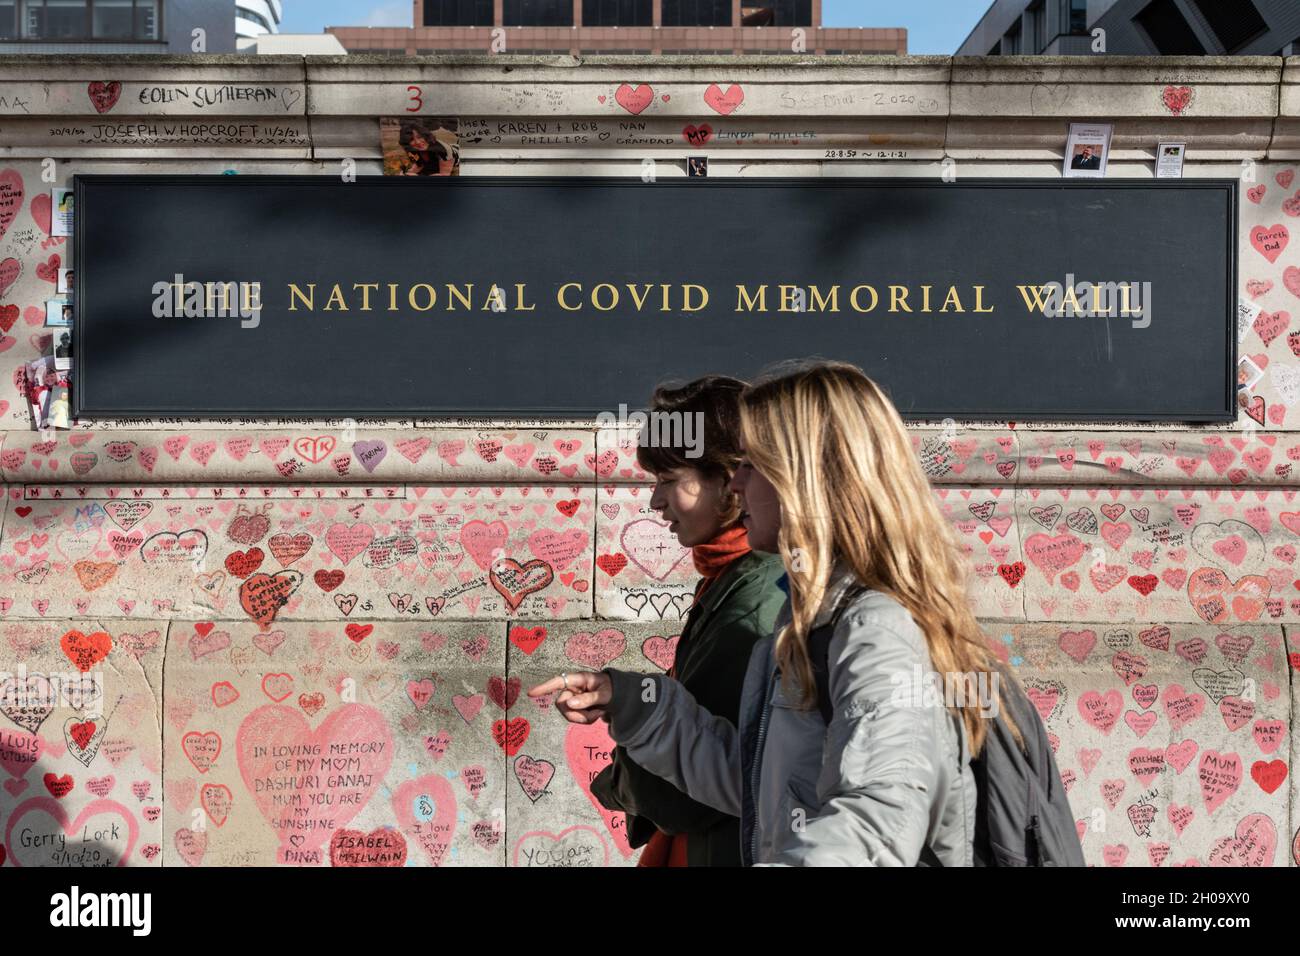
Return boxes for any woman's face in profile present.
[648,466,727,548]
[729,454,781,553]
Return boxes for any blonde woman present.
[530,360,1024,866]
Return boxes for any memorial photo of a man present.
[1071,144,1102,170]
[53,330,72,370]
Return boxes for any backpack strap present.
[810,583,867,725]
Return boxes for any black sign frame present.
[72,175,1238,422]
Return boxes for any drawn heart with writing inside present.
[0,170,25,242]
[1251,224,1289,264]
[614,83,654,115]
[619,518,689,581]
[1187,567,1270,623]
[683,123,713,147]
[1161,85,1193,115]
[6,797,137,866]
[329,827,407,867]
[565,721,632,858]
[1207,812,1276,866]
[564,629,627,670]
[488,559,553,612]
[513,754,555,802]
[238,570,302,627]
[87,81,122,114]
[704,83,745,115]
[0,258,21,299]
[236,704,393,865]
[0,674,54,733]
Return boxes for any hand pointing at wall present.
[528,672,612,725]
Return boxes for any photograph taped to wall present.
[1064,123,1112,178]
[45,298,71,328]
[1238,353,1265,392]
[52,187,73,236]
[380,117,460,176]
[1157,142,1186,179]
[51,327,73,371]
[25,356,71,430]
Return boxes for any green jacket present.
[590,549,786,866]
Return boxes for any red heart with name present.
[614,83,653,115]
[683,123,714,147]
[704,83,745,115]
[1162,85,1193,115]
[87,81,122,114]
[488,558,553,612]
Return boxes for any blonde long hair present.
[739,360,1022,757]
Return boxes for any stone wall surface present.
[0,53,1295,867]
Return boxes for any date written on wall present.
[780,90,941,113]
[823,149,910,160]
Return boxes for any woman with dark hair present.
[535,362,1073,866]
[587,376,786,867]
[398,122,452,176]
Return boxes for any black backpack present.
[810,590,1086,867]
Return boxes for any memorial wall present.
[0,52,1295,867]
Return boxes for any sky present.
[278,1,990,55]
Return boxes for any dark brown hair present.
[636,376,748,522]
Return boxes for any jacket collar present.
[685,550,765,633]
[775,560,864,630]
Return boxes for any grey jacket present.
[602,567,977,866]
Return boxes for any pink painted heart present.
[704,82,745,115]
[459,519,508,570]
[1166,739,1198,774]
[565,721,632,858]
[564,629,627,670]
[1207,812,1276,867]
[1251,224,1289,264]
[613,83,654,115]
[236,703,393,865]
[1162,684,1206,731]
[1285,266,1300,300]
[0,258,21,299]
[1057,629,1096,662]
[0,170,25,242]
[1022,532,1086,584]
[619,518,689,581]
[29,191,52,236]
[1077,689,1122,734]
[642,634,679,671]
[5,797,138,866]
[1197,750,1242,814]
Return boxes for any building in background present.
[328,0,906,56]
[235,0,278,50]
[0,0,235,53]
[960,0,1300,56]
[250,32,346,54]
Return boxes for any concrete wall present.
[0,53,1295,867]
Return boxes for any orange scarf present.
[691,523,752,586]
[636,523,751,868]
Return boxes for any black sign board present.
[74,176,1237,421]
